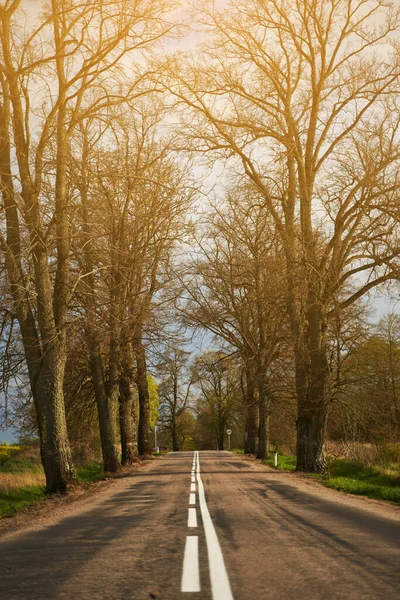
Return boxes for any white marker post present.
[226,429,232,451]
[154,425,159,454]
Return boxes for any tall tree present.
[165,0,400,471]
[0,0,180,489]
[72,102,193,462]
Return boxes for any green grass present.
[263,453,297,471]
[0,444,46,518]
[322,460,400,503]
[230,448,245,454]
[0,485,45,518]
[262,451,400,503]
[76,462,104,483]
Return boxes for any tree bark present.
[34,343,75,493]
[134,333,152,455]
[119,341,139,465]
[244,365,258,454]
[257,370,270,460]
[171,417,179,452]
[119,397,138,465]
[171,372,179,451]
[217,417,225,450]
[295,301,330,472]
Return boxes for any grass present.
[262,451,400,503]
[322,460,400,503]
[0,485,46,518]
[263,453,297,471]
[0,445,46,517]
[0,445,106,518]
[76,462,104,483]
[231,448,245,454]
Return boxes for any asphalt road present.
[0,451,399,600]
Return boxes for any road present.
[0,451,399,600]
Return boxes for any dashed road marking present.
[189,493,196,505]
[181,536,200,592]
[190,483,196,492]
[188,507,198,528]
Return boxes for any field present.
[0,444,104,518]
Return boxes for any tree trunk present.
[257,371,270,460]
[34,344,75,493]
[244,365,258,454]
[135,334,152,455]
[172,417,179,452]
[217,418,225,450]
[119,341,139,465]
[295,302,330,472]
[119,383,139,465]
[0,98,74,494]
[88,345,120,472]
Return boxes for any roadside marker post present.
[274,450,278,467]
[226,429,232,451]
[154,425,159,454]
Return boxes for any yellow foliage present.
[0,445,21,463]
[147,375,159,430]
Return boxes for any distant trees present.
[157,345,193,451]
[71,102,192,468]
[330,314,400,444]
[193,352,242,451]
[180,188,287,458]
[166,0,400,471]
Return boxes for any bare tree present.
[0,0,180,490]
[71,101,193,463]
[180,187,287,458]
[157,344,193,451]
[165,0,400,471]
[193,351,241,451]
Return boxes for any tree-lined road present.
[0,452,399,600]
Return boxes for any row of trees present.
[161,0,400,471]
[0,0,191,492]
[0,0,399,492]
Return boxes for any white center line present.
[187,507,198,528]
[189,492,196,505]
[191,475,196,483]
[190,483,196,492]
[195,451,234,600]
[181,536,200,592]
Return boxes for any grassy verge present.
[0,444,45,518]
[320,460,400,503]
[262,451,400,503]
[0,444,106,518]
[231,448,245,454]
[263,453,297,471]
[76,462,104,483]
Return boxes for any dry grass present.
[0,471,45,495]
